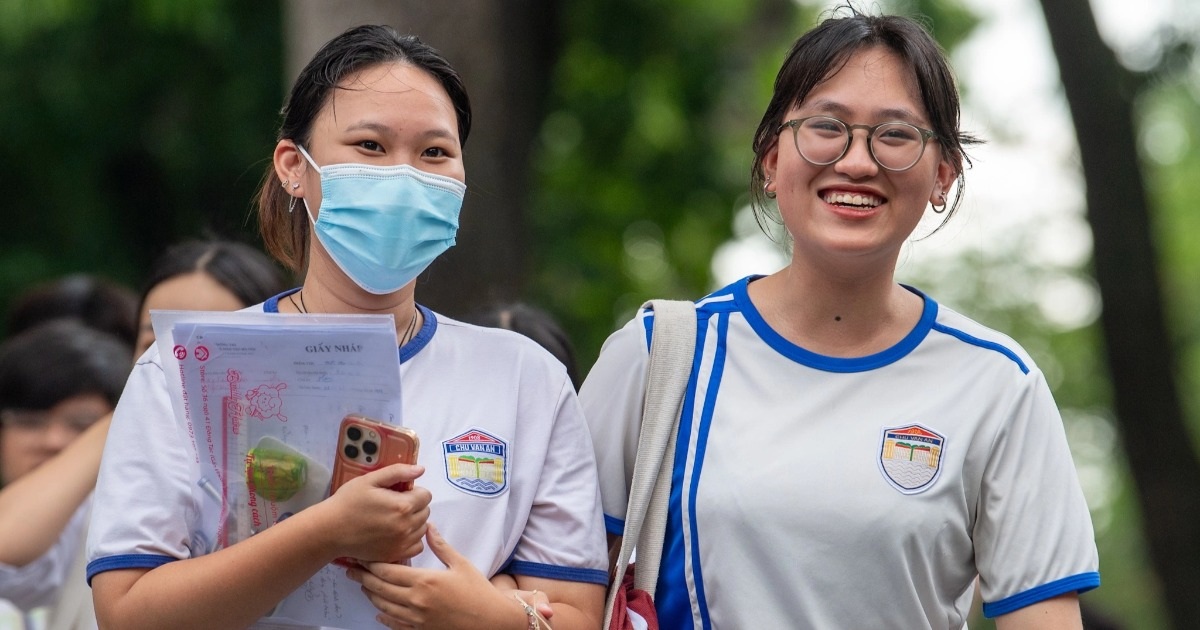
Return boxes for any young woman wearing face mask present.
[87,26,607,630]
[581,8,1099,629]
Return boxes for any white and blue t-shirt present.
[87,293,608,626]
[581,276,1099,629]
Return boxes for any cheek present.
[0,431,25,485]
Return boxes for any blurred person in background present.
[0,238,286,630]
[6,275,138,349]
[133,239,290,356]
[0,321,131,630]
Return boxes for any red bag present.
[608,564,659,630]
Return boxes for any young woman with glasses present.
[581,7,1099,628]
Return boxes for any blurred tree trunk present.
[283,0,558,316]
[1036,0,1200,625]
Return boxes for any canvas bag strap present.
[604,299,697,626]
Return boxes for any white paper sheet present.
[151,310,403,629]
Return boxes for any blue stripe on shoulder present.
[982,571,1100,617]
[932,323,1030,374]
[86,553,176,585]
[506,561,609,585]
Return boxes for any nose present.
[834,129,879,178]
[40,420,79,452]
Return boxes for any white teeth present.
[824,192,882,207]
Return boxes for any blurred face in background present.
[135,271,246,356]
[0,393,111,485]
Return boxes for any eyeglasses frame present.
[777,116,938,172]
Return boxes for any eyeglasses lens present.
[792,117,926,171]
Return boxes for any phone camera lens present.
[344,444,360,459]
[346,426,362,441]
[362,440,378,456]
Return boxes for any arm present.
[994,594,1082,630]
[0,413,110,566]
[92,463,430,630]
[351,524,602,630]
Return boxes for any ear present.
[273,140,309,199]
[929,154,956,206]
[762,140,780,194]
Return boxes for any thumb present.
[366,462,425,488]
[427,522,466,569]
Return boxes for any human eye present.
[801,117,845,136]
[875,123,921,144]
[357,140,384,153]
[422,146,447,158]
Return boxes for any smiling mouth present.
[823,191,884,209]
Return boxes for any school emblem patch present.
[879,424,945,494]
[443,428,509,497]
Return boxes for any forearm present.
[0,415,109,565]
[93,501,341,630]
[515,576,604,630]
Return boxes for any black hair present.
[7,274,138,349]
[0,320,132,412]
[258,24,472,272]
[751,5,982,233]
[465,302,580,389]
[140,239,289,312]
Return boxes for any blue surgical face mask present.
[296,145,466,294]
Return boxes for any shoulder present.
[428,313,572,384]
[925,301,1037,376]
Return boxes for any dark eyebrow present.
[344,121,396,136]
[344,121,458,144]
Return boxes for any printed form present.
[152,310,404,629]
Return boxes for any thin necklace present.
[287,290,309,314]
[400,308,420,346]
[289,289,420,346]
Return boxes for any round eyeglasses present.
[777,116,937,172]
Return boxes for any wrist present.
[510,592,547,630]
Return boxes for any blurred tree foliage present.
[0,0,283,334]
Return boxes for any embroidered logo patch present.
[443,428,508,497]
[879,424,945,494]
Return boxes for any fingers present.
[425,522,466,569]
[367,462,426,488]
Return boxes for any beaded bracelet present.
[513,592,551,630]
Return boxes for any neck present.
[746,261,921,358]
[295,259,422,343]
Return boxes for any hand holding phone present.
[330,415,421,567]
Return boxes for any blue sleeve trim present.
[604,514,625,536]
[506,560,609,585]
[982,571,1100,618]
[932,323,1030,374]
[86,553,176,585]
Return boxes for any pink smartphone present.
[330,414,419,568]
[331,414,420,493]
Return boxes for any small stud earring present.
[281,179,289,189]
[292,182,300,190]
